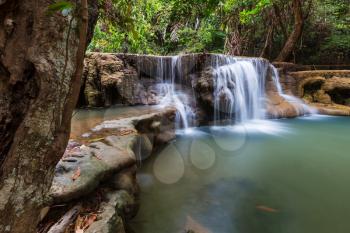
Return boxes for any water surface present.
[131,116,350,233]
[70,105,157,138]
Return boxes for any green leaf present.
[48,1,74,14]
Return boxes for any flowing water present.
[70,105,157,139]
[270,65,316,115]
[156,56,195,129]
[211,56,268,124]
[151,55,312,129]
[131,116,350,233]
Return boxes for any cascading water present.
[211,54,315,125]
[154,53,313,130]
[211,55,268,124]
[270,65,316,115]
[156,56,195,130]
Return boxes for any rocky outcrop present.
[79,53,212,108]
[80,53,350,119]
[80,53,160,107]
[45,107,176,232]
[265,93,308,118]
[275,68,350,116]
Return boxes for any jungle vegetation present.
[89,0,350,64]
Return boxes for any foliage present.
[298,0,350,64]
[48,1,74,14]
[89,0,350,64]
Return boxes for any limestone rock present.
[81,53,159,107]
[50,142,136,203]
[311,103,350,116]
[50,108,176,203]
[265,93,306,118]
[313,90,332,104]
[85,190,130,233]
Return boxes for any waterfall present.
[212,55,268,124]
[270,65,316,115]
[156,56,194,129]
[153,54,314,129]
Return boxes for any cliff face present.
[79,53,210,108]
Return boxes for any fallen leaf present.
[256,205,279,213]
[87,137,105,143]
[82,214,97,230]
[118,129,136,136]
[72,167,81,181]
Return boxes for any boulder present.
[85,190,133,233]
[50,141,136,203]
[81,53,159,107]
[50,107,176,203]
[265,93,306,118]
[313,90,332,104]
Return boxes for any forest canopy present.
[88,0,350,64]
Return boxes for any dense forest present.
[89,0,350,64]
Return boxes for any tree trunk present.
[225,29,242,56]
[0,1,98,232]
[275,0,304,62]
[260,25,273,58]
[260,15,274,58]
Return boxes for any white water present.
[157,56,194,129]
[270,65,316,115]
[211,56,268,124]
[155,54,314,130]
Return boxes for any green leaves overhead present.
[89,0,349,64]
[239,0,272,24]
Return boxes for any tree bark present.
[260,12,274,59]
[0,1,98,232]
[225,29,242,56]
[260,25,273,58]
[275,0,304,62]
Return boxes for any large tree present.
[275,0,312,61]
[0,0,98,232]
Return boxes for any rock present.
[85,189,138,233]
[279,70,350,116]
[303,93,314,103]
[313,90,332,104]
[80,53,216,108]
[85,190,128,233]
[110,165,139,197]
[80,53,159,107]
[265,93,305,118]
[193,67,215,121]
[311,103,350,116]
[50,142,136,203]
[50,107,176,203]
